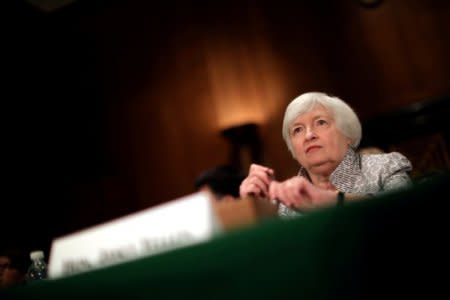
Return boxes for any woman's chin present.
[305,160,336,174]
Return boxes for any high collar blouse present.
[278,148,413,218]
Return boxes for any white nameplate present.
[48,192,222,278]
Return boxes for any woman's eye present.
[292,127,303,135]
[317,119,327,126]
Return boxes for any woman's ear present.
[347,138,353,147]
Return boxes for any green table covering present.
[3,173,449,300]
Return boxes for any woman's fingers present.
[240,177,265,197]
[249,164,274,186]
[270,177,307,209]
[270,176,339,211]
[239,164,275,198]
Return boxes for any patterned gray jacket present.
[278,148,413,217]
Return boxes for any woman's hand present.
[239,164,274,199]
[269,177,338,212]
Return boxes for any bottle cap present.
[30,250,45,260]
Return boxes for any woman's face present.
[289,104,351,175]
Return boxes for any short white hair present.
[282,92,362,156]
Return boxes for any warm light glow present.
[203,35,287,130]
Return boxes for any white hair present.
[282,92,362,156]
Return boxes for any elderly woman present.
[239,92,412,217]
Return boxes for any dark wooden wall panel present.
[105,0,450,208]
[5,0,450,248]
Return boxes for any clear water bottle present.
[26,250,48,282]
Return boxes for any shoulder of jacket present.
[361,151,412,171]
[361,151,407,162]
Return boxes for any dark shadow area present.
[3,0,125,252]
[361,95,450,179]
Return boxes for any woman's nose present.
[305,127,317,140]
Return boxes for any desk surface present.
[3,174,449,300]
